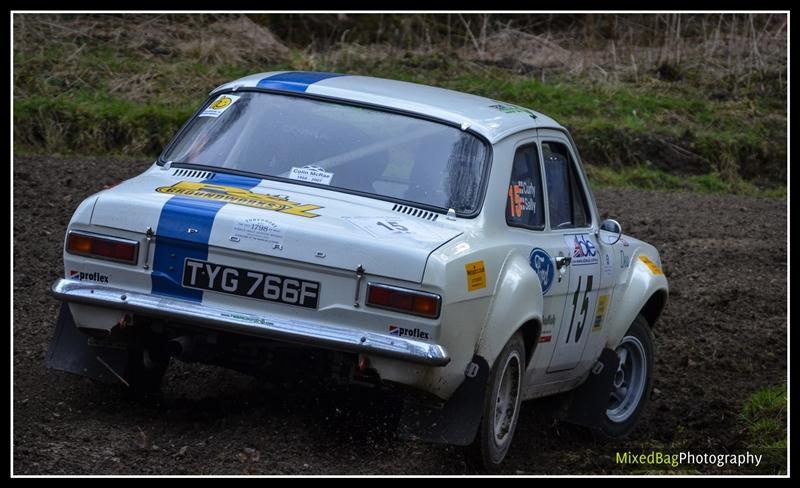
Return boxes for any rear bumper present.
[50,278,450,367]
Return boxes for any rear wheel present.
[469,331,525,470]
[599,315,654,437]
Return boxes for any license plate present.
[182,259,320,309]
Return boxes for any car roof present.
[210,71,566,144]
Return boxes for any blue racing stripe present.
[151,174,262,301]
[256,71,347,93]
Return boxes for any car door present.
[538,130,604,373]
[502,138,574,378]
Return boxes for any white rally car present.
[48,71,668,468]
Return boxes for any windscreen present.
[161,91,490,215]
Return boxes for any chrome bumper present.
[50,279,450,367]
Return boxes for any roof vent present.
[172,169,215,180]
[391,204,438,221]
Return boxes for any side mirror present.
[597,218,622,246]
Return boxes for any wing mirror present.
[597,218,622,246]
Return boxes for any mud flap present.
[46,303,129,384]
[563,347,620,427]
[396,355,489,446]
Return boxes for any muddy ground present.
[13,156,787,475]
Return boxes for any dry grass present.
[14,14,289,102]
[319,14,787,87]
[14,14,288,63]
[11,13,787,192]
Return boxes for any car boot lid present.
[88,165,463,283]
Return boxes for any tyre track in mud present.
[13,156,787,474]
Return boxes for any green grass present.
[13,23,787,196]
[741,383,787,449]
[584,164,786,198]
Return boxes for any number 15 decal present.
[376,220,409,233]
[566,275,593,343]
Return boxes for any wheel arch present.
[474,249,544,369]
[606,250,668,348]
[640,288,668,329]
[517,318,541,366]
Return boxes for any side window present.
[542,141,591,229]
[506,144,544,230]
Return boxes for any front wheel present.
[599,315,654,438]
[469,331,525,470]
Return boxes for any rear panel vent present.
[172,169,214,180]
[391,204,439,221]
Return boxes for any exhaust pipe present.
[167,336,195,362]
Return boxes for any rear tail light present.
[66,231,139,265]
[366,283,441,319]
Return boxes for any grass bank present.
[13,14,787,196]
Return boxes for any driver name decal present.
[155,181,323,218]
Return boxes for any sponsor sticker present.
[289,166,334,185]
[602,252,615,280]
[220,312,272,327]
[231,217,284,247]
[155,181,322,218]
[69,270,109,283]
[488,103,537,119]
[199,94,240,118]
[565,234,599,266]
[388,325,430,340]
[620,250,631,269]
[593,294,610,331]
[529,248,555,294]
[539,313,556,343]
[639,255,664,275]
[465,260,487,292]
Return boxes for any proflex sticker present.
[565,234,599,266]
[230,217,284,247]
[529,248,554,295]
[289,166,334,185]
[639,255,664,275]
[69,270,109,283]
[593,295,610,331]
[199,94,241,118]
[389,325,430,340]
[465,260,487,292]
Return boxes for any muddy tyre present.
[469,331,525,471]
[599,315,654,438]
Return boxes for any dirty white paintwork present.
[63,72,668,401]
[211,72,564,144]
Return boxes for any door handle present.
[555,256,572,270]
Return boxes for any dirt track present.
[13,156,787,475]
